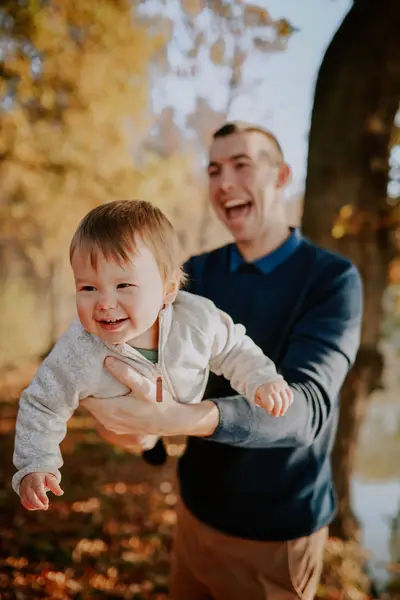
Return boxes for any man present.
[82,122,363,599]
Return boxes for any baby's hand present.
[255,380,293,417]
[19,472,64,511]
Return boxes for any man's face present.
[208,131,287,242]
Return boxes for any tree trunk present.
[302,0,400,540]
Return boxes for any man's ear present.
[163,271,180,306]
[277,162,291,189]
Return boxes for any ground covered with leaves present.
[0,366,398,599]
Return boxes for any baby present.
[13,200,293,511]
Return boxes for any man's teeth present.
[224,200,249,208]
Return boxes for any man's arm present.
[204,263,363,448]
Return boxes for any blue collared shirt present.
[229,228,302,275]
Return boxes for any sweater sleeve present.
[12,323,95,494]
[186,256,283,399]
[208,307,283,402]
[206,263,363,448]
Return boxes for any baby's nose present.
[97,296,117,310]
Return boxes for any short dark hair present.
[213,121,284,160]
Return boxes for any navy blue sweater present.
[179,233,363,541]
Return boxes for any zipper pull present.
[156,376,163,403]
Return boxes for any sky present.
[153,0,353,198]
[232,0,353,196]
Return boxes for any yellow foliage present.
[244,5,271,27]
[0,277,51,366]
[182,0,205,18]
[0,0,162,276]
[389,258,400,285]
[275,18,296,38]
[332,223,346,239]
[0,0,296,365]
[133,151,206,256]
[339,204,354,219]
[210,40,226,65]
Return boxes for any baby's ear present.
[163,270,180,305]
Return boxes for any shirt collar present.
[229,228,302,275]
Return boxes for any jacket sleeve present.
[208,308,283,402]
[207,263,363,448]
[12,325,94,494]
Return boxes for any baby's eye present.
[117,283,133,289]
[81,285,96,292]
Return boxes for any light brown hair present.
[70,200,186,284]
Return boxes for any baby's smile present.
[96,317,129,334]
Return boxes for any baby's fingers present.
[277,393,290,416]
[255,392,274,413]
[21,495,41,511]
[30,476,49,507]
[278,387,294,416]
[45,474,64,497]
[286,387,294,406]
[22,487,48,511]
[271,392,283,417]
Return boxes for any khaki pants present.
[170,499,328,600]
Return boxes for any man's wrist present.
[172,400,220,437]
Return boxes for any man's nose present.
[218,165,237,192]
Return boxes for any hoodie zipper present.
[107,311,166,402]
[155,312,163,403]
[155,375,163,403]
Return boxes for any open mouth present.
[223,199,252,221]
[97,318,129,330]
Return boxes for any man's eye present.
[117,283,132,289]
[81,286,96,292]
[208,169,219,177]
[236,162,249,169]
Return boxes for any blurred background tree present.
[156,0,296,246]
[0,0,294,361]
[0,0,162,351]
[302,0,400,540]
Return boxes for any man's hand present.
[81,357,219,439]
[255,380,294,417]
[20,472,64,511]
[94,421,159,452]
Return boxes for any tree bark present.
[303,0,400,540]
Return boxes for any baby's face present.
[71,239,170,347]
